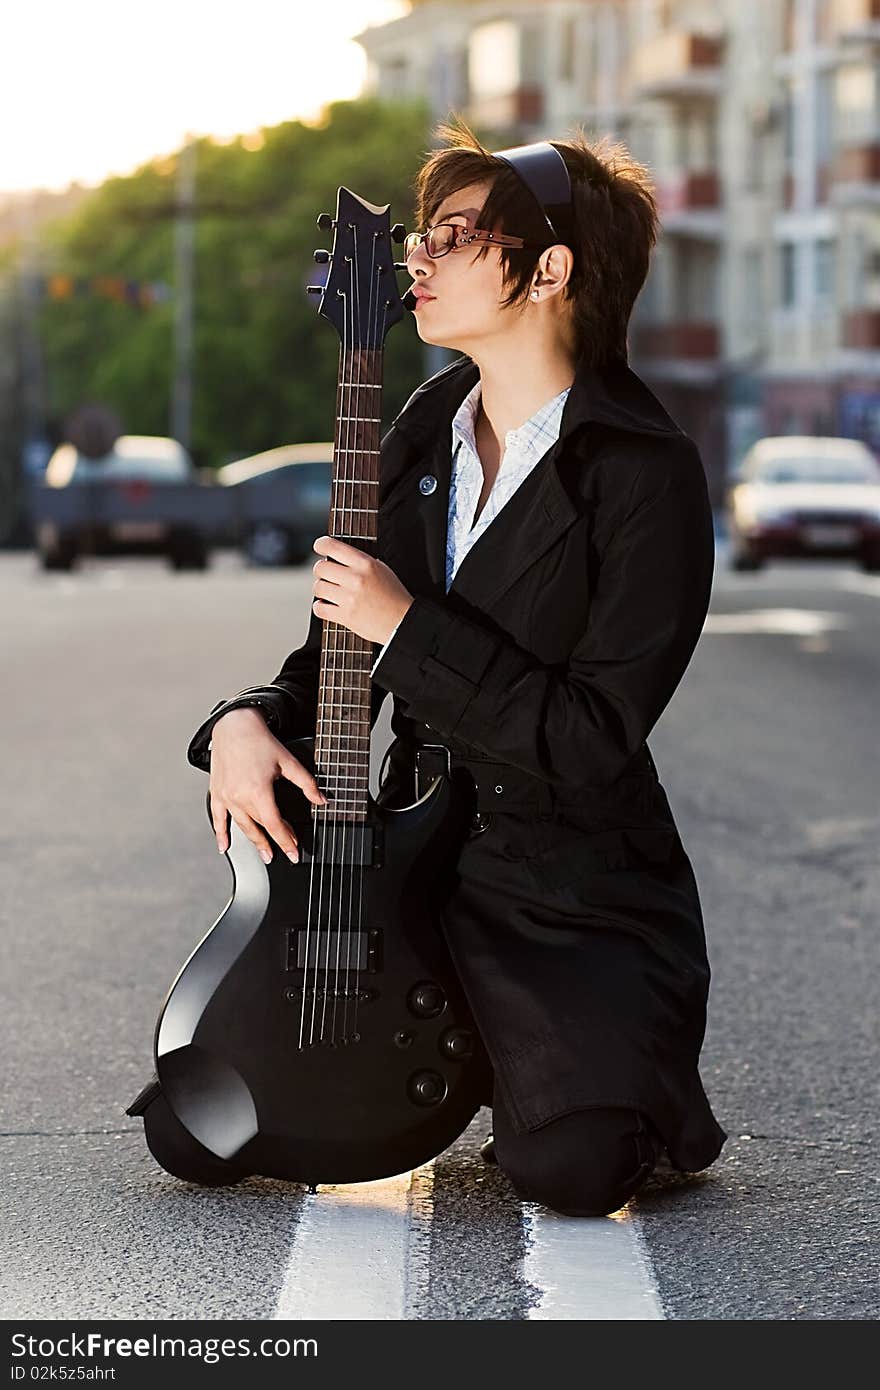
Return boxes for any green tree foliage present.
[37,97,436,468]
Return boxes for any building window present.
[780,242,798,307]
[782,83,796,164]
[815,70,834,165]
[815,239,836,301]
[559,16,576,82]
[469,21,520,100]
[835,64,877,147]
[385,56,409,101]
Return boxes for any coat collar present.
[389,350,685,449]
[383,351,684,612]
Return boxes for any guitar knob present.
[439,1027,473,1061]
[317,213,334,229]
[408,1070,447,1107]
[313,249,331,263]
[407,982,445,1019]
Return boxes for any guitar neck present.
[314,345,384,821]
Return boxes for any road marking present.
[272,1163,434,1320]
[702,607,849,636]
[523,1203,664,1320]
[833,572,880,599]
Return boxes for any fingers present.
[210,796,230,854]
[279,754,329,808]
[225,806,299,866]
[209,749,329,867]
[212,790,313,865]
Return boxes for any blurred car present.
[725,436,880,572]
[216,443,333,566]
[31,434,223,571]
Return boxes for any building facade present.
[354,0,880,507]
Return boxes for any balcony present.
[842,308,880,347]
[657,171,722,237]
[830,143,880,201]
[631,319,722,364]
[465,85,544,131]
[830,0,880,42]
[630,32,723,100]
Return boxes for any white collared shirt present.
[370,377,572,677]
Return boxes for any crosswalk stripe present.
[523,1204,664,1320]
[272,1163,434,1320]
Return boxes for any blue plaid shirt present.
[371,377,572,676]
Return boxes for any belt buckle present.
[414,743,452,800]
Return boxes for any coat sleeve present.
[186,605,388,773]
[370,443,715,792]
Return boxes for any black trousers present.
[491,1079,660,1217]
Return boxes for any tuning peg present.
[390,223,406,243]
[317,213,334,229]
[313,249,331,263]
[306,285,323,296]
[393,261,409,270]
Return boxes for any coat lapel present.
[383,350,684,613]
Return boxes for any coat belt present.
[408,740,556,816]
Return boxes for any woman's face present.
[405,180,523,355]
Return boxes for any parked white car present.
[726,436,880,572]
[216,443,333,567]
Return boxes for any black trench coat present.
[189,350,727,1174]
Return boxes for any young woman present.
[183,118,727,1215]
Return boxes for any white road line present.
[702,607,849,636]
[833,572,880,599]
[522,1203,664,1320]
[272,1163,434,1320]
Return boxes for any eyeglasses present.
[403,219,552,261]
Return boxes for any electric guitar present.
[132,187,490,1185]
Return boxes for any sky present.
[2,0,411,193]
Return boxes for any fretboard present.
[314,346,383,821]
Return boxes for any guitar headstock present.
[308,187,408,347]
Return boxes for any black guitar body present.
[146,736,490,1185]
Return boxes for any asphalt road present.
[0,544,876,1320]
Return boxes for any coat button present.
[470,812,491,834]
[419,475,437,494]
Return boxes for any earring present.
[531,290,539,300]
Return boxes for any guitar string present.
[336,229,377,1045]
[348,242,388,1045]
[314,220,361,1044]
[308,276,347,1045]
[323,227,363,1044]
[299,259,344,1047]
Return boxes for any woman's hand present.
[311,535,413,643]
[209,707,327,864]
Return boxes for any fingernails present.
[286,850,299,864]
[259,847,272,864]
[217,842,226,854]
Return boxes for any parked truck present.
[27,435,233,571]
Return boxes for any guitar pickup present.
[287,929,382,974]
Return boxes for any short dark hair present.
[412,114,660,367]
